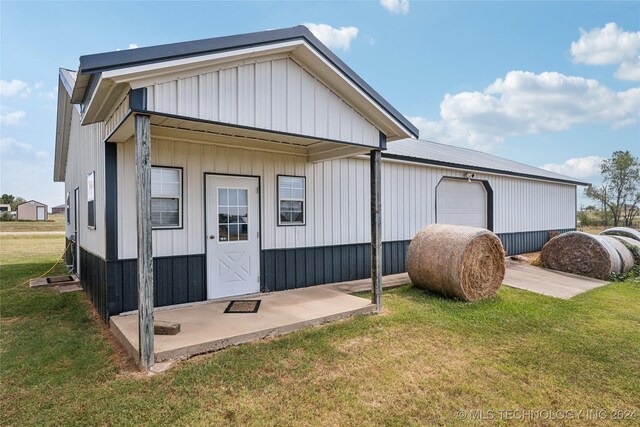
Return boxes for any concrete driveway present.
[503,260,609,299]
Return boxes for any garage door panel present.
[436,179,487,228]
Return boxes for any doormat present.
[46,275,75,284]
[224,300,261,314]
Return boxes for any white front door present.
[36,206,45,221]
[206,175,260,299]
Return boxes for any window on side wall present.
[66,192,70,224]
[151,166,182,229]
[278,175,305,226]
[87,171,95,229]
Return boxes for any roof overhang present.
[107,108,375,163]
[73,26,418,141]
[53,69,76,182]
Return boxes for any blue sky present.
[1,0,639,208]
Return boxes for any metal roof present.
[74,26,418,138]
[385,139,589,186]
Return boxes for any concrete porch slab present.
[110,286,375,362]
[503,260,609,299]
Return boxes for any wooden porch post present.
[370,149,382,312]
[135,114,154,370]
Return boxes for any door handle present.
[209,235,216,240]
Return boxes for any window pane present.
[151,198,179,227]
[163,182,180,197]
[239,224,248,241]
[218,189,228,206]
[278,176,305,225]
[87,172,95,202]
[238,207,248,223]
[152,168,181,197]
[281,200,303,212]
[291,209,304,223]
[238,189,248,206]
[218,206,228,224]
[279,176,304,199]
[219,225,229,242]
[228,224,239,241]
[229,207,239,223]
[229,189,238,205]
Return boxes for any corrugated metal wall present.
[117,136,372,258]
[144,56,380,148]
[65,108,106,258]
[381,159,576,239]
[116,135,576,259]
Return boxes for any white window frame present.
[277,175,306,226]
[151,166,183,230]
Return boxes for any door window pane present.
[217,187,249,243]
[219,225,229,242]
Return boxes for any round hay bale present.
[609,235,640,263]
[541,232,633,279]
[606,236,635,272]
[406,224,505,301]
[600,227,640,242]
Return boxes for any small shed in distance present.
[0,204,10,213]
[51,204,66,214]
[17,200,48,221]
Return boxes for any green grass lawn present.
[0,213,66,232]
[1,234,639,426]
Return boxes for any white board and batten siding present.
[105,94,130,137]
[143,57,380,148]
[65,108,107,257]
[116,137,372,259]
[116,134,576,259]
[381,160,576,242]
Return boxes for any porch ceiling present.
[107,111,375,162]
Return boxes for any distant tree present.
[585,151,640,227]
[10,197,26,211]
[584,205,597,211]
[1,194,14,205]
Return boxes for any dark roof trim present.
[381,153,589,186]
[77,26,418,138]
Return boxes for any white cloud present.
[613,117,637,129]
[0,136,32,154]
[38,86,56,100]
[128,43,138,49]
[542,156,604,178]
[303,23,359,51]
[571,22,640,81]
[614,56,640,81]
[0,110,26,126]
[380,0,409,14]
[409,71,640,150]
[0,79,31,97]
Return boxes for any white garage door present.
[436,178,487,228]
